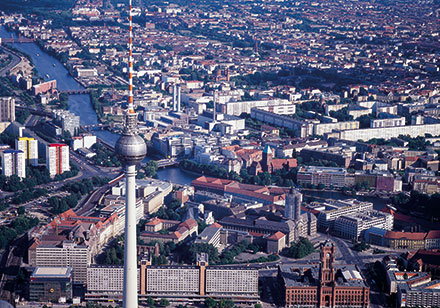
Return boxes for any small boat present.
[45,74,50,78]
[36,53,40,56]
[53,63,56,67]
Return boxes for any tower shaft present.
[123,164,138,308]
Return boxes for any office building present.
[297,166,348,188]
[333,210,394,240]
[309,199,374,231]
[29,267,72,302]
[29,241,90,284]
[278,241,369,308]
[46,143,70,177]
[0,97,15,122]
[1,149,25,178]
[16,137,38,166]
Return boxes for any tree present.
[205,297,216,308]
[286,238,314,259]
[17,206,25,215]
[159,299,170,307]
[255,304,262,308]
[146,297,155,307]
[145,160,159,178]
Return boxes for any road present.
[0,45,21,77]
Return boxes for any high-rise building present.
[29,241,90,284]
[284,187,302,220]
[0,97,15,122]
[46,144,70,177]
[16,137,38,166]
[2,149,25,178]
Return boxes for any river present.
[0,27,389,208]
[0,26,191,183]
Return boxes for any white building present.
[221,99,290,116]
[0,97,15,122]
[30,241,90,284]
[16,137,38,166]
[1,149,25,178]
[71,134,97,151]
[46,144,70,177]
[87,265,139,294]
[334,210,394,240]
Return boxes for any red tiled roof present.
[426,230,440,239]
[385,231,427,240]
[268,231,285,240]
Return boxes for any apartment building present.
[87,265,139,295]
[0,97,15,122]
[370,116,406,128]
[71,134,96,151]
[337,123,440,142]
[53,110,80,136]
[1,149,25,178]
[86,253,259,303]
[46,144,70,177]
[16,137,38,166]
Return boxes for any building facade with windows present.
[278,241,369,308]
[46,143,70,177]
[1,149,25,178]
[0,97,15,122]
[16,137,38,166]
[29,267,72,302]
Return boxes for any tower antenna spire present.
[128,0,134,113]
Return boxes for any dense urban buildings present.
[1,0,440,306]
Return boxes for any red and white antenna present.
[128,0,135,114]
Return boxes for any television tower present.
[114,1,146,308]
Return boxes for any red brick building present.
[278,241,370,307]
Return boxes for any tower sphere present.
[115,134,146,166]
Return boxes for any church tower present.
[262,145,273,173]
